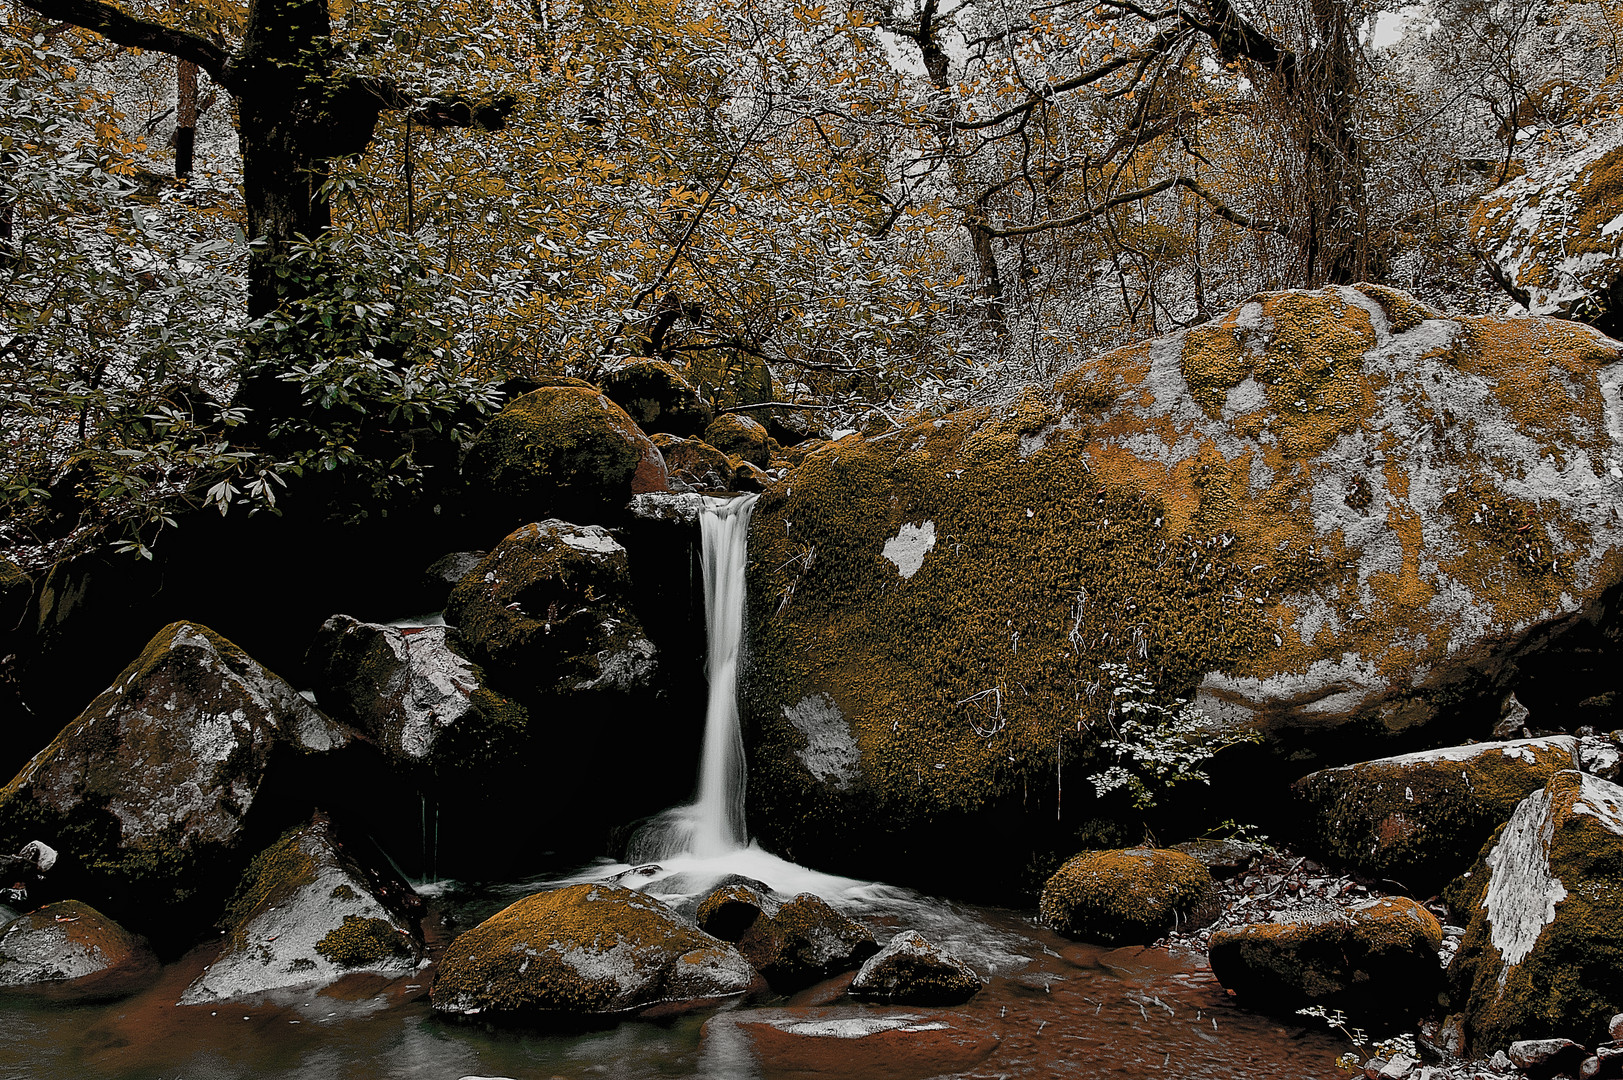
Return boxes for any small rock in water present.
[695,883,876,993]
[849,931,981,1006]
[1508,1038,1590,1080]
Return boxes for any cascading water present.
[628,493,758,862]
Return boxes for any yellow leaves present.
[792,1,828,25]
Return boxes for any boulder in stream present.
[0,900,158,999]
[694,882,878,993]
[180,814,423,1004]
[704,413,773,469]
[849,930,982,1005]
[1039,848,1211,944]
[1443,770,1623,1052]
[1292,736,1579,893]
[1207,896,1443,1021]
[431,883,756,1020]
[602,360,714,439]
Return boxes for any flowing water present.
[0,494,1349,1078]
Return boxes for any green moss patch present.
[1038,848,1211,943]
[315,915,410,968]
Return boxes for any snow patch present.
[882,521,936,579]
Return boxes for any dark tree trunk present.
[174,59,197,178]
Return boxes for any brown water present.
[0,889,1346,1080]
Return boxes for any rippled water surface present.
[0,868,1346,1080]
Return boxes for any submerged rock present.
[461,385,668,531]
[1444,770,1623,1052]
[1208,896,1443,1020]
[180,815,422,1004]
[308,615,528,775]
[695,883,877,992]
[742,286,1623,873]
[444,520,659,700]
[1039,848,1211,944]
[849,930,981,1005]
[602,360,714,439]
[1292,737,1579,893]
[0,901,157,998]
[0,622,350,928]
[706,1007,998,1077]
[431,883,755,1019]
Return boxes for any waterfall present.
[629,492,759,861]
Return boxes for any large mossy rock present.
[180,815,422,1004]
[704,414,774,469]
[1444,770,1623,1052]
[1208,897,1443,1021]
[694,882,877,992]
[1293,736,1579,894]
[444,520,658,700]
[742,286,1623,876]
[0,900,158,998]
[1472,121,1623,333]
[849,929,982,1005]
[602,360,714,438]
[0,622,351,934]
[461,385,668,531]
[308,615,528,776]
[431,883,756,1020]
[1039,848,1211,944]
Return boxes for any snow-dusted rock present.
[1293,737,1579,891]
[430,883,756,1019]
[308,615,527,773]
[0,901,157,997]
[180,815,421,1004]
[1445,770,1623,1052]
[694,882,877,993]
[0,622,352,927]
[1472,120,1623,328]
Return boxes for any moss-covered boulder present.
[1444,770,1623,1052]
[431,883,756,1020]
[652,434,733,490]
[444,520,658,700]
[602,360,714,438]
[1039,848,1210,944]
[1293,736,1580,893]
[742,286,1623,874]
[462,385,668,531]
[1472,120,1623,332]
[0,622,351,931]
[0,900,158,998]
[695,882,877,992]
[179,815,422,1004]
[705,413,774,469]
[1208,897,1443,1021]
[849,930,982,1005]
[308,615,528,776]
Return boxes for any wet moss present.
[314,915,410,967]
[1038,848,1211,943]
[217,828,319,952]
[705,414,775,469]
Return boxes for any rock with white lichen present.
[742,285,1623,877]
[849,930,982,1005]
[1292,736,1580,893]
[180,814,422,1004]
[431,883,756,1019]
[1443,770,1623,1053]
[0,901,157,999]
[0,622,353,933]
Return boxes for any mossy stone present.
[602,360,714,438]
[850,929,981,1005]
[1039,848,1211,944]
[462,385,668,529]
[705,414,774,469]
[1445,770,1623,1053]
[0,900,159,997]
[1208,896,1443,1021]
[695,883,876,992]
[652,434,732,487]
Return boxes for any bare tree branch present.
[981,175,1285,238]
[17,0,236,88]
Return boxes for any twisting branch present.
[18,0,235,88]
[980,174,1287,238]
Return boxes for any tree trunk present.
[175,59,197,177]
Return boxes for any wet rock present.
[419,552,485,609]
[1208,897,1443,1021]
[307,615,528,775]
[706,1007,998,1079]
[431,883,755,1019]
[1445,770,1623,1052]
[651,434,732,490]
[628,490,709,526]
[0,622,351,930]
[1588,1045,1623,1080]
[1039,848,1211,945]
[180,815,422,1004]
[695,883,877,992]
[704,413,773,469]
[1293,737,1579,893]
[1580,734,1623,783]
[461,385,668,532]
[1171,838,1267,878]
[0,901,157,998]
[1507,1039,1590,1080]
[741,286,1623,875]
[730,459,774,492]
[444,520,658,700]
[1614,1015,1623,1041]
[602,360,713,438]
[849,930,981,1005]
